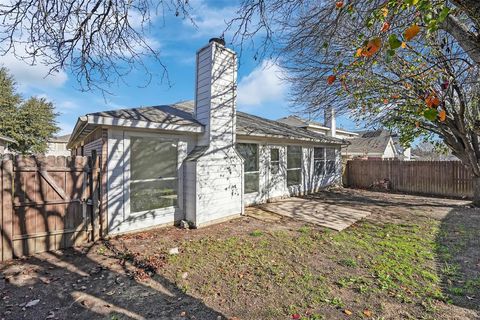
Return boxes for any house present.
[67,38,346,235]
[46,134,71,156]
[278,112,359,140]
[278,116,411,160]
[344,130,411,160]
[0,135,16,154]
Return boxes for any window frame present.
[286,145,302,187]
[236,143,260,194]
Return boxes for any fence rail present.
[345,160,473,199]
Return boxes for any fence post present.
[1,156,13,261]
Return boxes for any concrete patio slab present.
[257,197,371,231]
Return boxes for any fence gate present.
[1,155,101,261]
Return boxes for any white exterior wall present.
[45,142,70,156]
[106,128,195,234]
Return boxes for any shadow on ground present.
[436,206,480,311]
[0,242,225,320]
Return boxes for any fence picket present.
[345,160,473,199]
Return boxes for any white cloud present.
[0,53,68,90]
[237,59,288,107]
[185,0,238,38]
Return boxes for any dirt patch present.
[1,189,479,320]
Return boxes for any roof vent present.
[209,37,225,46]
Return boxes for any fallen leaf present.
[363,309,373,317]
[405,24,420,41]
[344,309,353,315]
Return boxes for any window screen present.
[237,143,260,193]
[314,147,325,176]
[287,146,302,186]
[326,148,337,175]
[270,148,280,174]
[130,137,178,213]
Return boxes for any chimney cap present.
[209,37,225,46]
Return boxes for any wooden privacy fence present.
[345,160,473,199]
[1,155,103,261]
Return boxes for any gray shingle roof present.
[345,135,391,155]
[85,100,345,144]
[49,134,71,142]
[88,101,203,128]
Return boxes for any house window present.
[236,143,259,193]
[326,148,337,175]
[287,146,302,186]
[130,137,178,213]
[314,147,325,176]
[270,148,280,174]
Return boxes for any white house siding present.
[83,138,103,157]
[192,152,243,226]
[106,128,195,234]
[238,139,342,206]
[186,41,243,227]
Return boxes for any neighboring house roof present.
[277,115,358,135]
[354,129,408,156]
[0,135,16,144]
[344,135,393,156]
[69,101,346,147]
[49,134,71,143]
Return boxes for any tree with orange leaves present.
[230,0,480,205]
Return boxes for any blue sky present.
[0,0,361,135]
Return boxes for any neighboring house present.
[46,134,71,156]
[0,135,16,154]
[279,115,411,160]
[278,112,359,140]
[67,38,346,235]
[344,130,411,160]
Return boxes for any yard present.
[1,189,479,319]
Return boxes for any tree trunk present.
[474,175,480,207]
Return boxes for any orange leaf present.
[404,24,420,41]
[425,93,440,108]
[415,121,420,128]
[355,47,363,57]
[383,98,389,104]
[344,309,353,316]
[327,75,336,85]
[336,1,344,9]
[362,37,382,57]
[439,109,446,122]
[401,42,407,48]
[381,22,390,32]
